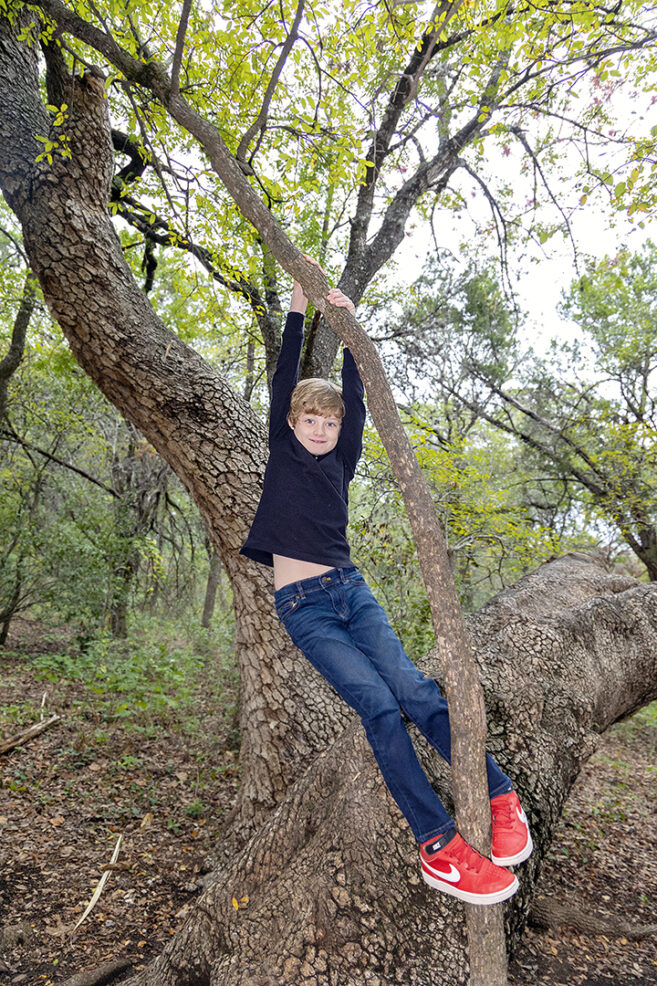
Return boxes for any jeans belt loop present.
[296,580,305,599]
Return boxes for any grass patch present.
[612,699,657,752]
[1,610,238,743]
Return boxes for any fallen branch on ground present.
[60,957,133,986]
[530,896,657,940]
[0,714,61,755]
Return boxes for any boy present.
[241,267,532,905]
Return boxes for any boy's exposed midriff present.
[273,554,334,590]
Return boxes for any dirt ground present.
[1,625,655,986]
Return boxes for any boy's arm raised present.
[268,279,310,444]
[269,259,324,444]
[327,289,366,477]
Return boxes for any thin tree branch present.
[236,0,305,166]
[0,429,120,496]
[171,0,193,94]
[509,125,580,275]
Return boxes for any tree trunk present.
[120,554,657,985]
[0,16,351,839]
[3,15,657,986]
[0,270,35,420]
[201,549,223,628]
[637,526,657,582]
[0,19,497,976]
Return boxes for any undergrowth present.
[1,609,238,739]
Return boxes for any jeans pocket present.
[275,595,302,622]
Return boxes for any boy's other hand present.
[290,256,326,314]
[327,287,355,317]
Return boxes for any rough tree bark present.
[120,554,657,985]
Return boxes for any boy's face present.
[288,411,342,455]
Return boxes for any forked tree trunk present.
[0,16,351,842]
[0,24,507,973]
[2,15,657,986]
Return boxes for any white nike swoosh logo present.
[425,862,461,883]
[517,807,528,825]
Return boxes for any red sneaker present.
[490,791,533,866]
[420,831,518,905]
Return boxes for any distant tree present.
[0,275,203,641]
[390,245,657,579]
[484,246,656,578]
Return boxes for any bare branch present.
[171,0,193,94]
[0,429,121,496]
[509,125,580,276]
[0,714,61,756]
[236,0,305,166]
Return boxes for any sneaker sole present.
[491,831,534,868]
[420,863,519,905]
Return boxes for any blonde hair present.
[288,377,345,425]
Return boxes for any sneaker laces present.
[492,799,514,829]
[451,839,486,876]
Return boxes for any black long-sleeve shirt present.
[240,311,366,568]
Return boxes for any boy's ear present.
[287,415,295,430]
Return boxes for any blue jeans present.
[274,566,512,843]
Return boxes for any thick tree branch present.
[170,0,193,94]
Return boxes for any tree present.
[0,258,37,643]
[412,244,657,579]
[351,417,592,632]
[1,2,657,983]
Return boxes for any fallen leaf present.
[45,915,70,938]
